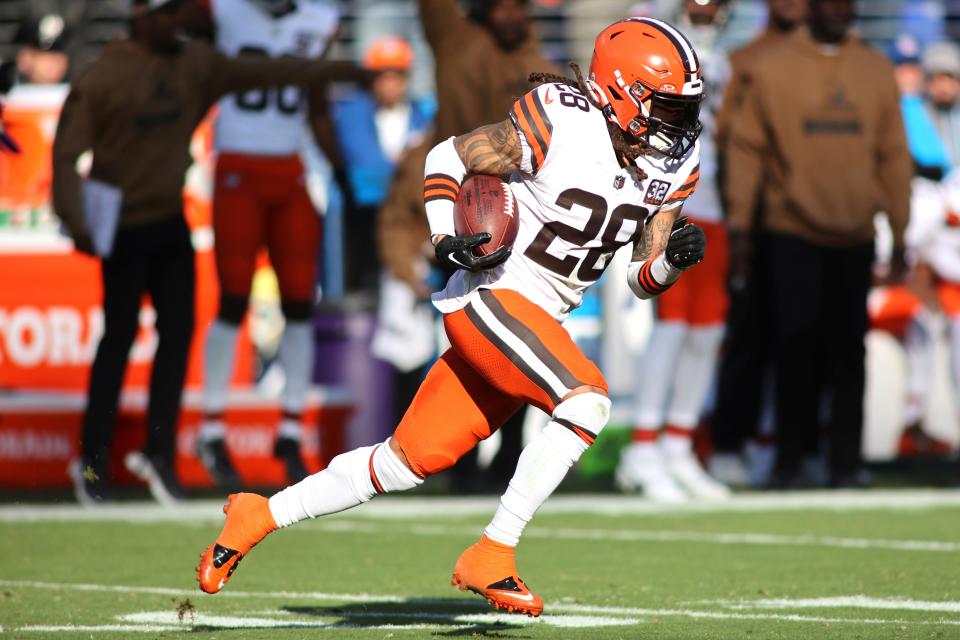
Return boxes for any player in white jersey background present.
[195,0,342,485]
[617,0,732,502]
[198,18,707,617]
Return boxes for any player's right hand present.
[435,233,511,273]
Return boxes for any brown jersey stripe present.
[479,290,582,391]
[424,177,460,190]
[463,302,562,405]
[520,92,551,169]
[512,99,547,173]
[424,192,458,203]
[526,91,553,149]
[424,183,460,196]
[425,172,461,186]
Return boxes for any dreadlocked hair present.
[528,62,649,182]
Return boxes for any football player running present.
[196,0,341,486]
[198,18,706,617]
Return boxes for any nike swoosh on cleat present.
[493,591,535,602]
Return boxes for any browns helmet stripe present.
[627,17,700,79]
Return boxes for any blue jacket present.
[902,94,950,177]
[332,92,434,208]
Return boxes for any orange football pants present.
[213,152,319,301]
[655,219,729,325]
[393,289,607,478]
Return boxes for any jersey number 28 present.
[524,188,648,282]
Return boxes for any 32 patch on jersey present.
[644,180,671,206]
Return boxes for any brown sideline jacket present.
[724,28,912,247]
[377,0,556,286]
[420,0,557,142]
[716,28,790,170]
[52,39,349,239]
[378,140,432,289]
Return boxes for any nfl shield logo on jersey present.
[613,175,625,190]
[644,180,670,205]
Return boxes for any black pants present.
[711,236,771,453]
[344,205,382,296]
[760,232,873,477]
[82,215,195,474]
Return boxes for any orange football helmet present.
[588,18,703,159]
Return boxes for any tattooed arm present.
[632,207,679,263]
[627,207,706,300]
[422,119,521,246]
[452,119,522,179]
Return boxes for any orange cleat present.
[451,535,544,617]
[197,493,277,594]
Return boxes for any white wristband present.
[424,137,468,239]
[651,253,682,284]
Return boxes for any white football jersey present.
[433,82,701,322]
[921,172,960,283]
[680,49,728,223]
[212,0,338,156]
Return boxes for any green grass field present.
[1,491,959,639]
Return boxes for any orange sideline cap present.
[364,36,414,72]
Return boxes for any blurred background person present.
[616,0,732,502]
[12,12,70,85]
[334,36,434,300]
[725,0,912,488]
[868,34,953,457]
[196,0,343,487]
[710,0,808,488]
[329,36,438,431]
[54,0,345,504]
[922,41,960,167]
[421,0,553,142]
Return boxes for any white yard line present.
[308,519,960,553]
[700,596,960,613]
[119,609,638,629]
[3,579,959,629]
[3,490,960,523]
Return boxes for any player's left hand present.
[665,216,706,270]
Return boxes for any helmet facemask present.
[627,80,702,159]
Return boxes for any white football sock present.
[485,393,610,547]
[268,440,422,528]
[633,322,687,428]
[278,321,314,415]
[662,430,694,457]
[203,319,240,418]
[665,324,723,430]
[484,423,588,546]
[948,316,960,401]
[904,313,936,425]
